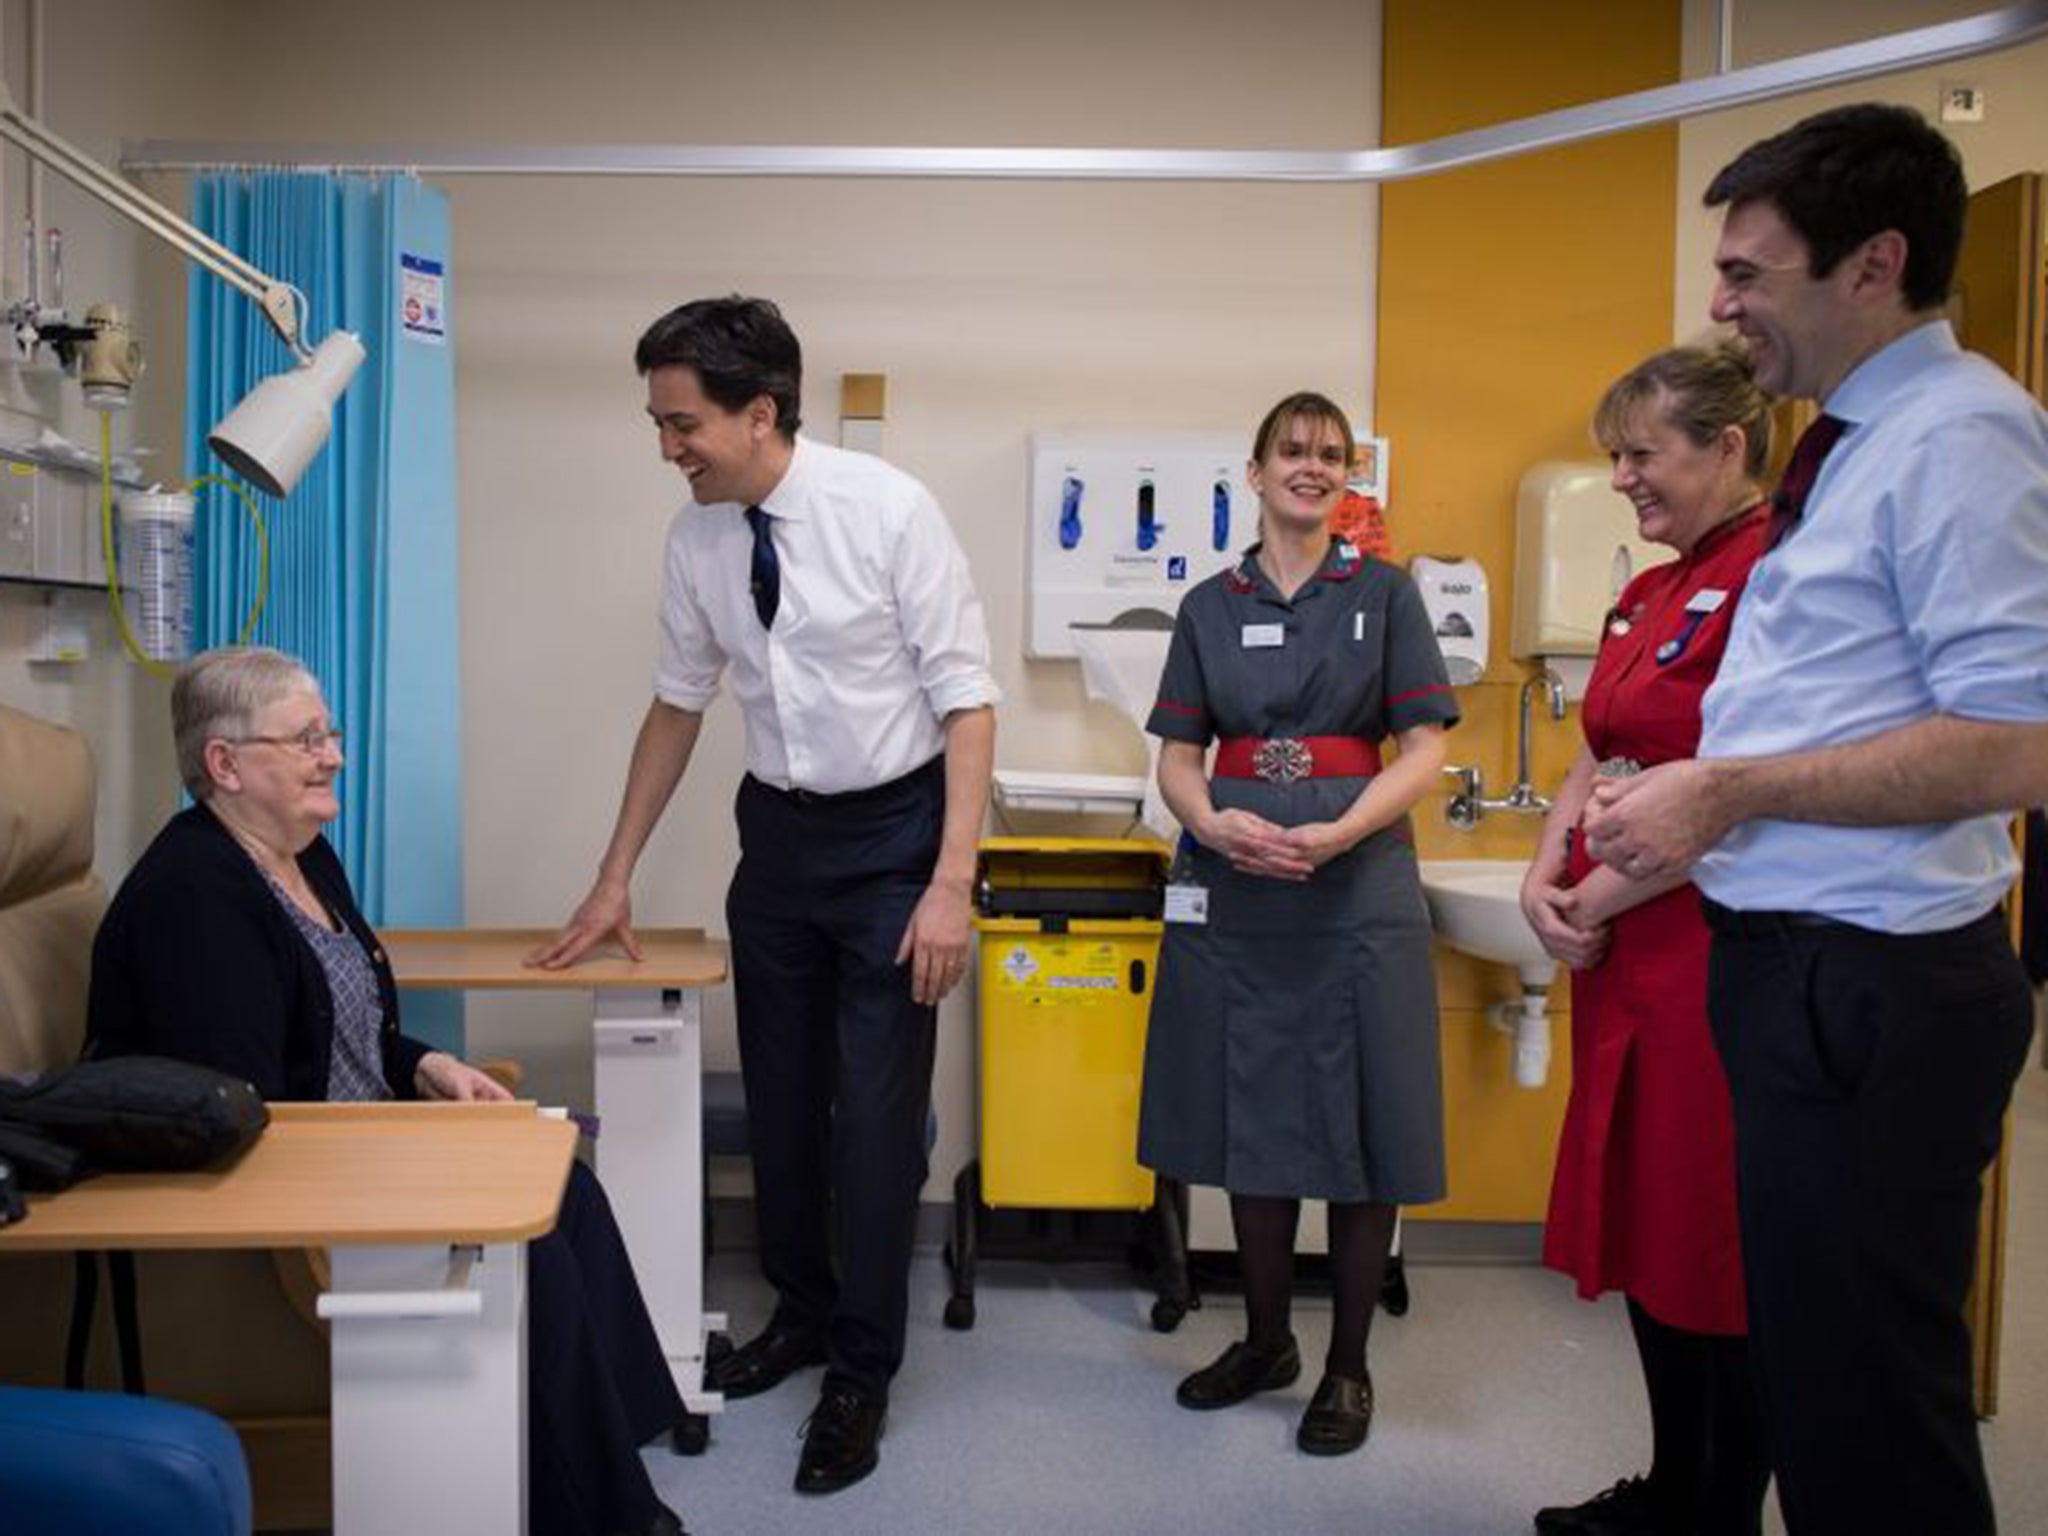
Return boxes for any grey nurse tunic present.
[1137,541,1459,1203]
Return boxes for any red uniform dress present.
[1541,505,1768,1335]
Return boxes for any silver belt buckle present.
[1251,737,1314,784]
[1597,756,1644,779]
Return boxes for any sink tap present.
[1507,668,1568,811]
[1442,667,1568,828]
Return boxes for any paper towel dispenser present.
[1510,461,1671,663]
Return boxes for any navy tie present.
[745,504,780,628]
[1766,413,1848,550]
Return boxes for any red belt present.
[1213,735,1381,784]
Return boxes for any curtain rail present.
[122,3,2048,185]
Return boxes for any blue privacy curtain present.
[185,171,464,1051]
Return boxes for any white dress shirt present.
[654,435,1000,795]
[1695,321,2048,932]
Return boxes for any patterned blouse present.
[258,864,393,1103]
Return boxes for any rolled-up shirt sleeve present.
[1893,410,2048,723]
[653,512,728,712]
[1148,602,1213,745]
[893,489,1002,719]
[1382,571,1461,735]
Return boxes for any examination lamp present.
[0,85,363,498]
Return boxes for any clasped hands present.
[1197,807,1352,881]
[1519,859,1611,971]
[1525,759,1730,970]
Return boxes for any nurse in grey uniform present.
[1139,391,1457,1456]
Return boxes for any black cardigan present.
[86,805,429,1102]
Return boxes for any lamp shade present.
[206,331,366,498]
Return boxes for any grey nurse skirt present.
[1136,822,1446,1205]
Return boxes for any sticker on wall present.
[400,252,446,345]
[1331,433,1392,562]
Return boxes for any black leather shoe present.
[1175,1336,1301,1410]
[1296,1371,1373,1455]
[794,1382,886,1495]
[705,1324,827,1400]
[1533,1475,1663,1534]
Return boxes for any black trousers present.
[529,1158,683,1536]
[726,761,944,1400]
[1704,902,2033,1536]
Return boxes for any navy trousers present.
[529,1158,682,1536]
[726,761,944,1401]
[1704,903,2033,1536]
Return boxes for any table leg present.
[592,987,723,1413]
[324,1241,526,1536]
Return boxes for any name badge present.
[1685,587,1728,614]
[1164,883,1210,925]
[1242,623,1285,649]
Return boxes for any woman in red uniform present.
[1521,344,1773,1536]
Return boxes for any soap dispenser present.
[1408,556,1489,684]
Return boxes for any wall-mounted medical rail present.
[122,4,2048,185]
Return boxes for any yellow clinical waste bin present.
[943,837,1194,1332]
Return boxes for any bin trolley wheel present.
[944,1160,981,1330]
[671,1412,711,1456]
[1148,1176,1197,1332]
[1380,1251,1411,1317]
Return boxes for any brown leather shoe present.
[794,1382,885,1495]
[1175,1336,1302,1410]
[705,1325,827,1400]
[1295,1371,1373,1455]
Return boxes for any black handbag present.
[0,1056,269,1192]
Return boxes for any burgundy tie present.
[1766,413,1848,550]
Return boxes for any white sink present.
[1417,858,1559,1089]
[1417,859,1558,989]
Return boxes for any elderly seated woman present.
[85,645,688,1536]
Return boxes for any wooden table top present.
[380,927,727,991]
[0,1102,576,1252]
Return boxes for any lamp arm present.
[0,88,305,356]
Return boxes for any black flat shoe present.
[705,1324,827,1400]
[1175,1336,1301,1410]
[1533,1475,1663,1535]
[1296,1371,1373,1455]
[795,1382,886,1495]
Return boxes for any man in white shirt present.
[1585,106,2048,1536]
[536,296,999,1496]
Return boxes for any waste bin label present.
[994,940,1124,1007]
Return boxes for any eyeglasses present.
[229,724,344,756]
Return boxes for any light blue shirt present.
[1695,321,2048,932]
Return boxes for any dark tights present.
[1231,1194,1397,1381]
[1628,1297,1770,1536]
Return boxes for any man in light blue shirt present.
[1585,105,2048,1536]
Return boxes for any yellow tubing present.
[98,410,269,677]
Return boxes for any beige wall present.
[1675,0,2048,339]
[7,1,1384,1194]
[0,1,214,877]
